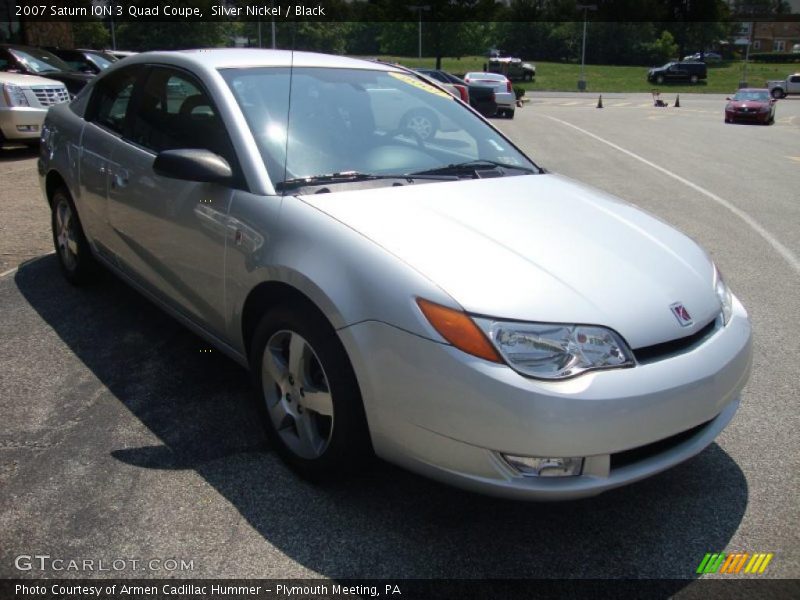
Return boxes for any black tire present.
[771,88,784,100]
[51,187,99,285]
[249,304,372,480]
[506,109,515,119]
[656,75,665,84]
[690,75,699,84]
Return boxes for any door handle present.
[111,170,129,189]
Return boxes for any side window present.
[87,66,140,134]
[0,49,14,71]
[790,76,800,84]
[129,68,233,163]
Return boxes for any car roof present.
[115,49,398,73]
[465,71,507,80]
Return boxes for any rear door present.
[78,64,143,261]
[106,65,241,336]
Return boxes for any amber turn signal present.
[416,298,502,363]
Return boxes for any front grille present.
[633,317,718,363]
[610,419,714,471]
[31,86,69,107]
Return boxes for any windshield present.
[733,91,769,102]
[9,48,72,73]
[86,52,114,70]
[222,66,536,189]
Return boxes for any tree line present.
[69,0,794,67]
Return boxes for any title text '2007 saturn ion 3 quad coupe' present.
[38,49,752,500]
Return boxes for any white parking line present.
[544,115,800,275]
[0,267,18,279]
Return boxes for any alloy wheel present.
[261,330,334,459]
[55,198,79,272]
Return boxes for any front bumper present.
[726,109,770,123]
[339,297,751,500]
[0,107,47,141]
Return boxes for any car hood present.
[0,72,67,86]
[728,100,768,108]
[299,174,721,349]
[40,71,93,82]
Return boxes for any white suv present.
[0,72,69,146]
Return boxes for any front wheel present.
[771,88,784,99]
[656,75,665,84]
[250,305,372,480]
[51,188,98,285]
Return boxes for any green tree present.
[72,22,111,50]
[115,0,234,51]
[377,0,500,68]
[639,30,679,65]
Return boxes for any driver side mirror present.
[153,149,232,184]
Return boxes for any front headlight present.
[713,265,733,325]
[475,319,634,380]
[2,83,30,107]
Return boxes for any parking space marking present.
[0,267,19,278]
[787,156,800,163]
[543,114,800,275]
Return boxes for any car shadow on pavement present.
[14,254,749,585]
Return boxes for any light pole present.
[576,4,596,91]
[408,5,430,59]
[93,1,116,49]
[739,22,753,89]
[109,0,116,50]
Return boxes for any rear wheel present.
[250,305,372,480]
[506,109,515,119]
[690,74,699,84]
[51,188,98,285]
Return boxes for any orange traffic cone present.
[675,94,681,108]
[597,94,603,108]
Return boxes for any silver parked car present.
[463,71,517,118]
[39,50,751,500]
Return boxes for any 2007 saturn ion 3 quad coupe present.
[38,50,752,500]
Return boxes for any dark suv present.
[647,61,707,85]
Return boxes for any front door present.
[107,66,241,337]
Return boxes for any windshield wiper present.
[408,160,537,177]
[277,170,455,191]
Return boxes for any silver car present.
[38,50,752,500]
[464,71,517,118]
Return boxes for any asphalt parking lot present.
[1,93,798,585]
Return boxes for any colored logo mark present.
[696,552,774,574]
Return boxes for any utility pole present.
[408,5,430,59]
[740,22,753,89]
[271,0,276,48]
[576,4,596,91]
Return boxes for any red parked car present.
[724,89,776,125]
